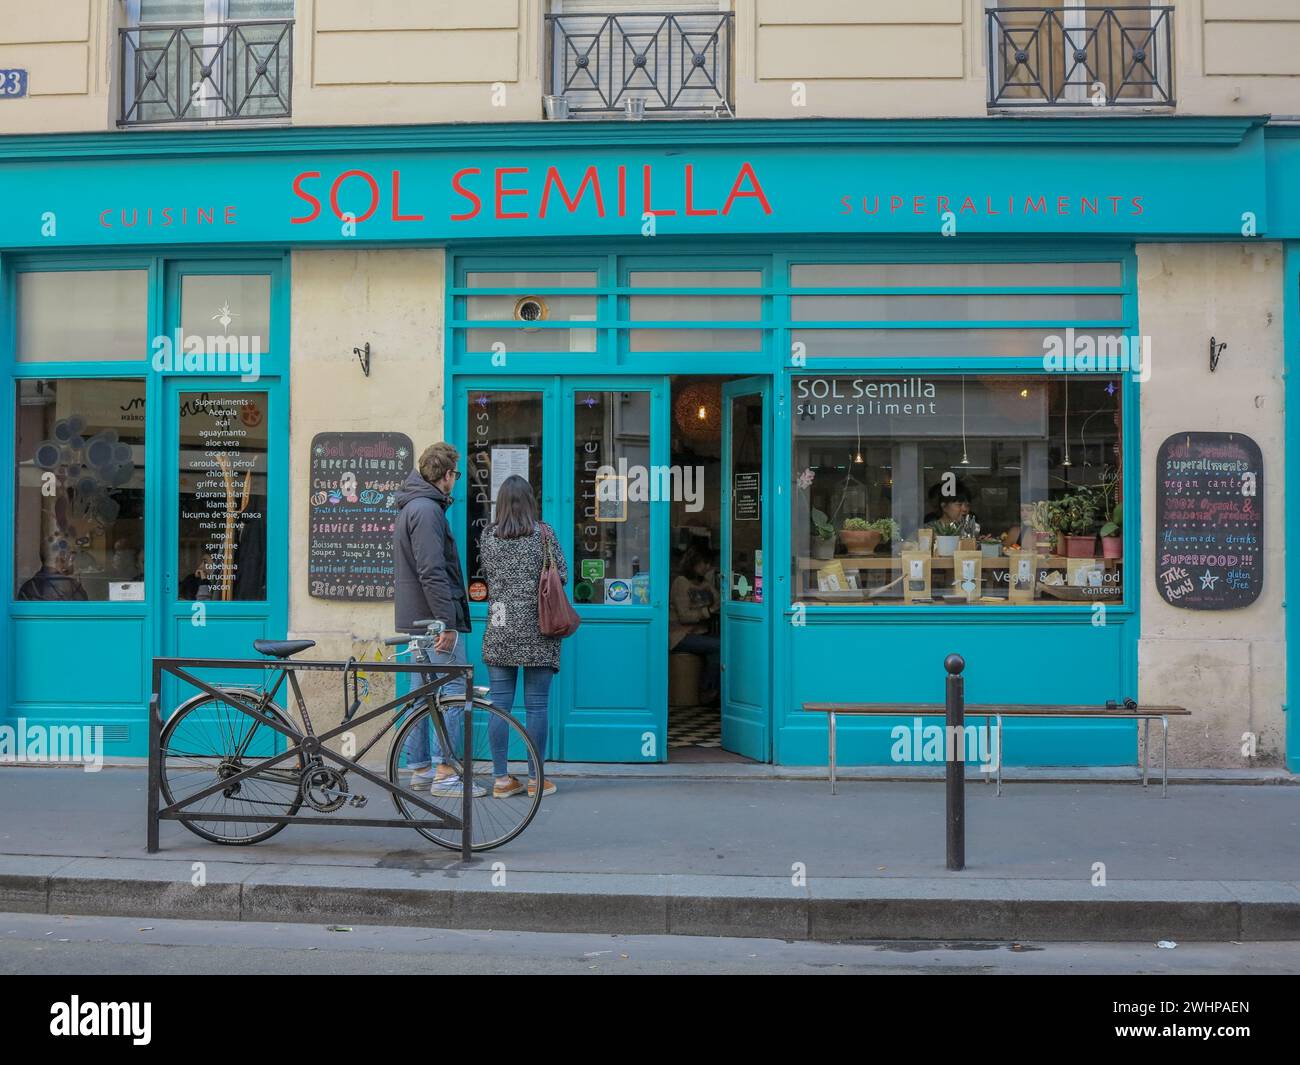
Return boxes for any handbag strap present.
[539,522,555,572]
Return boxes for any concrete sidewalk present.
[2,765,1298,942]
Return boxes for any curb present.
[4,857,1298,942]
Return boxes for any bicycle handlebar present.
[383,619,447,647]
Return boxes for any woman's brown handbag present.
[538,525,581,638]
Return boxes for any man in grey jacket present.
[393,441,482,796]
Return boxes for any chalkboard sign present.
[1155,432,1262,610]
[308,432,413,601]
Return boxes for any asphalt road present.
[3,912,1298,975]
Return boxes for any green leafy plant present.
[978,533,1001,544]
[1099,505,1123,539]
[1031,499,1065,533]
[866,517,900,542]
[933,520,960,536]
[1091,466,1123,539]
[1057,491,1099,535]
[810,508,835,541]
[840,517,872,531]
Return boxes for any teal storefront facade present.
[0,117,1296,770]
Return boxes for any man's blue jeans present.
[402,636,467,770]
[486,664,552,779]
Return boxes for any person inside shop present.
[923,481,980,537]
[108,538,144,582]
[179,551,219,601]
[669,545,721,705]
[17,533,88,601]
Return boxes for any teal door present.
[558,378,669,762]
[160,376,286,709]
[720,377,772,761]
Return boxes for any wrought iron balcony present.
[119,19,293,126]
[546,11,734,117]
[987,6,1173,108]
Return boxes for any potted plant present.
[1030,499,1065,554]
[839,517,881,555]
[868,517,900,545]
[811,508,836,560]
[933,521,961,557]
[1092,467,1123,560]
[1058,491,1099,558]
[978,534,1002,560]
[1099,505,1122,559]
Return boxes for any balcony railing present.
[546,11,734,116]
[987,6,1173,108]
[119,18,293,126]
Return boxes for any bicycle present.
[155,619,543,852]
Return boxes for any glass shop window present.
[180,274,272,355]
[572,390,652,606]
[16,270,149,362]
[176,391,268,601]
[791,374,1124,606]
[13,379,147,602]
[465,390,545,592]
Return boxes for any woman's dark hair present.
[679,545,713,579]
[493,474,537,539]
[927,479,971,506]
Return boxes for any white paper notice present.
[490,447,530,520]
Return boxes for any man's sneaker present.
[408,767,441,791]
[430,775,487,798]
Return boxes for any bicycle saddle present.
[253,639,316,659]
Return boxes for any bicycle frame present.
[148,655,477,861]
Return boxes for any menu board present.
[308,432,412,601]
[1155,432,1262,610]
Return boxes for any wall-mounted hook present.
[1209,336,1227,373]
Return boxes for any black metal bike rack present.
[148,655,476,862]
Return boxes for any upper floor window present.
[546,1,734,118]
[120,0,295,126]
[987,3,1174,109]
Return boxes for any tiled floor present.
[667,704,721,749]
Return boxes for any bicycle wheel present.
[387,698,543,851]
[159,690,304,845]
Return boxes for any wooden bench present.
[802,702,1191,797]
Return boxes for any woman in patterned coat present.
[479,474,567,798]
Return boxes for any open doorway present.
[667,374,758,764]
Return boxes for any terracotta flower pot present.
[1066,534,1097,558]
[839,529,882,555]
[1101,534,1123,559]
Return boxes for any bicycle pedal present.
[349,794,368,809]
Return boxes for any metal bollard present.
[945,653,966,871]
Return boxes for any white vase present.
[935,535,960,557]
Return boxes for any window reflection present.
[177,392,268,601]
[792,374,1124,605]
[13,379,146,602]
[572,391,651,604]
[465,391,545,598]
